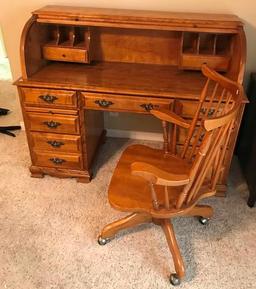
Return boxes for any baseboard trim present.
[20,121,25,131]
[106,129,162,141]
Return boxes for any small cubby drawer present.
[31,132,81,153]
[42,46,89,63]
[21,88,77,108]
[27,112,80,134]
[42,25,90,64]
[82,92,172,113]
[180,32,232,71]
[180,54,230,71]
[33,151,82,169]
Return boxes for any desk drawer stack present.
[18,87,103,182]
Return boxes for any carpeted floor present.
[0,130,256,289]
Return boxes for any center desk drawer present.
[181,100,198,118]
[82,92,172,113]
[21,88,77,108]
[27,112,79,134]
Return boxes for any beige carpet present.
[0,130,256,289]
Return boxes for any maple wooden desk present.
[15,6,246,194]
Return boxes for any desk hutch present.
[15,6,246,194]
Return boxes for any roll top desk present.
[15,6,246,194]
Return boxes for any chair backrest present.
[152,65,243,213]
[160,65,243,210]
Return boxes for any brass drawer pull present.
[200,108,215,116]
[95,99,114,108]
[47,140,64,148]
[140,103,159,112]
[49,157,66,165]
[200,108,206,114]
[43,121,61,129]
[39,94,58,103]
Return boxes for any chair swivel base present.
[98,211,212,286]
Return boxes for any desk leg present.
[77,176,91,183]
[30,166,44,178]
[247,184,256,207]
[215,184,227,197]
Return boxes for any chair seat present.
[108,144,191,214]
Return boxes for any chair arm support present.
[150,108,190,129]
[131,162,190,186]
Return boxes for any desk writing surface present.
[27,62,207,99]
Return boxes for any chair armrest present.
[131,162,190,186]
[150,108,190,129]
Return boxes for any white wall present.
[0,1,255,133]
[1,0,256,80]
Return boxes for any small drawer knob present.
[39,94,58,104]
[95,99,114,108]
[140,103,159,112]
[200,108,215,116]
[43,121,61,129]
[47,140,64,148]
[49,157,66,165]
[208,108,215,116]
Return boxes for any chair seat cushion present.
[108,144,191,213]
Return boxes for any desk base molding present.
[30,165,91,183]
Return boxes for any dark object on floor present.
[0,108,21,137]
[0,108,10,115]
[236,73,256,207]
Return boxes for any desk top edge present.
[33,6,243,28]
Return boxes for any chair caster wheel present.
[199,216,210,225]
[98,236,110,245]
[169,273,181,286]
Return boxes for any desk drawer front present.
[27,112,79,134]
[31,132,81,153]
[82,92,172,113]
[22,88,77,108]
[33,151,82,169]
[181,100,221,119]
[181,100,198,118]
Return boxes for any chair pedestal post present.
[161,219,185,280]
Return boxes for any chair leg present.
[99,212,152,242]
[161,219,185,283]
[186,205,213,219]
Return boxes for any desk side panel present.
[226,27,246,84]
[20,17,49,79]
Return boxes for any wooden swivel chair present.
[98,65,243,285]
